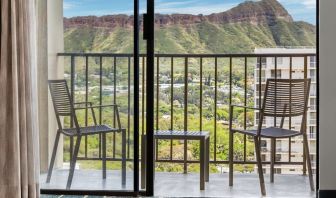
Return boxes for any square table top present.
[152,130,210,140]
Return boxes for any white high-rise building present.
[254,47,317,175]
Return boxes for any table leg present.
[200,139,205,190]
[141,134,146,189]
[121,130,127,186]
[205,137,210,182]
[102,133,107,179]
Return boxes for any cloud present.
[63,1,78,10]
[277,0,316,24]
[81,9,135,16]
[155,0,236,15]
[302,0,316,9]
[156,0,199,7]
[278,0,316,9]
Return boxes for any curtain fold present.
[0,0,40,197]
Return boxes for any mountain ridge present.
[64,0,300,28]
[63,0,316,53]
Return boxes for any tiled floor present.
[41,196,106,198]
[41,170,316,197]
[41,196,103,198]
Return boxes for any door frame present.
[316,0,320,197]
[144,0,155,196]
[40,0,319,196]
[143,0,320,197]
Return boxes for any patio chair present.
[46,80,126,189]
[229,79,314,196]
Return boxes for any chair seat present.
[232,127,302,138]
[62,125,125,136]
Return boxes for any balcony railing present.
[57,52,316,172]
[309,133,317,139]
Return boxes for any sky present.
[63,0,316,24]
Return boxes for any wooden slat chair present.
[229,79,314,196]
[46,80,126,189]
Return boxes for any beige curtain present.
[0,0,40,197]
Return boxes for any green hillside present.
[64,20,315,54]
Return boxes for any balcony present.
[41,170,315,197]
[41,52,316,197]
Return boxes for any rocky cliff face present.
[64,0,294,29]
[64,15,134,29]
[208,0,293,25]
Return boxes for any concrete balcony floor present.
[41,169,316,197]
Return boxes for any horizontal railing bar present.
[156,160,304,165]
[77,157,303,165]
[77,157,133,162]
[57,52,316,58]
[76,157,304,166]
[58,53,135,57]
[154,53,316,58]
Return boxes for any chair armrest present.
[74,102,93,105]
[74,102,93,109]
[74,104,118,110]
[74,104,123,129]
[230,104,262,111]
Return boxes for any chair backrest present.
[262,78,311,118]
[49,80,79,130]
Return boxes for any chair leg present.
[200,139,205,190]
[66,135,82,190]
[70,136,74,168]
[229,130,234,186]
[121,129,127,186]
[254,136,266,196]
[141,134,146,189]
[270,138,275,183]
[46,132,61,183]
[205,137,210,182]
[102,133,107,179]
[303,143,307,175]
[303,133,315,191]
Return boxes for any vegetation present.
[61,0,316,173]
[61,56,263,173]
[65,20,315,54]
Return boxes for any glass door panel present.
[40,0,141,194]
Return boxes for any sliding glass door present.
[40,0,144,195]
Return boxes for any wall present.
[37,0,49,172]
[38,0,64,173]
[47,0,65,170]
[320,0,336,193]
